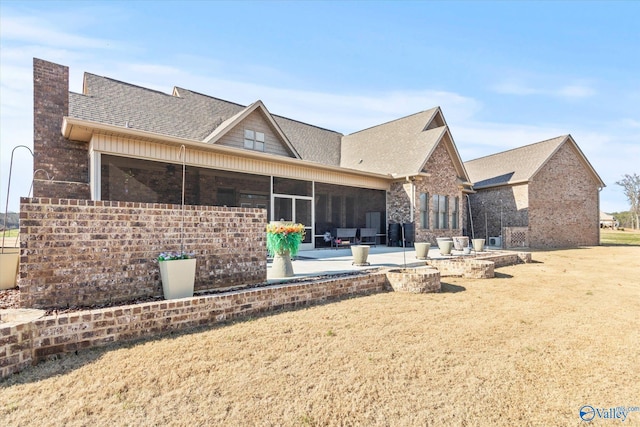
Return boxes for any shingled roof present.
[68,72,469,178]
[69,73,343,166]
[464,135,605,189]
[341,108,469,181]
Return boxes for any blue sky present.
[1,0,639,213]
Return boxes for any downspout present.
[407,176,415,224]
[466,194,475,240]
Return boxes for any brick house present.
[32,58,473,249]
[464,135,606,249]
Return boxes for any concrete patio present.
[266,245,503,282]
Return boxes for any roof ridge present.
[466,134,568,163]
[84,72,173,97]
[346,108,439,136]
[272,114,342,135]
[174,88,342,134]
[173,87,248,108]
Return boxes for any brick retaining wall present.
[1,272,388,379]
[19,198,267,309]
[386,267,441,293]
[427,258,495,279]
[427,252,531,278]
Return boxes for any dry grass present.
[2,246,640,426]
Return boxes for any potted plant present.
[266,221,305,278]
[158,144,197,299]
[158,251,196,299]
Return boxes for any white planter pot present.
[0,249,20,290]
[271,250,294,278]
[415,242,431,260]
[452,236,469,251]
[351,245,370,266]
[159,258,196,299]
[472,238,485,252]
[438,240,453,256]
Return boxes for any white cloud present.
[1,15,120,50]
[0,7,633,215]
[617,118,640,128]
[491,76,596,100]
[556,84,596,99]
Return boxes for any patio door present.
[273,195,313,251]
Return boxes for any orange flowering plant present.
[266,222,306,257]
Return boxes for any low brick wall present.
[386,267,441,293]
[19,198,267,309]
[0,321,34,378]
[427,258,495,279]
[479,252,532,268]
[2,272,388,379]
[427,251,531,278]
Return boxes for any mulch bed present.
[0,270,375,317]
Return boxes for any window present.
[419,193,429,229]
[244,129,265,151]
[452,196,459,229]
[433,194,449,229]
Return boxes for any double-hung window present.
[419,193,429,229]
[244,129,265,151]
[433,194,449,229]
[452,196,459,229]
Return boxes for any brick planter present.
[427,258,495,279]
[385,267,441,293]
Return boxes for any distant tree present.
[0,212,20,230]
[616,173,640,229]
[612,211,633,229]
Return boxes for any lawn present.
[601,228,640,246]
[2,245,639,426]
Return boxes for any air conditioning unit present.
[489,236,502,247]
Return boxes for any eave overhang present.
[61,116,392,182]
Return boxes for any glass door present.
[273,195,313,250]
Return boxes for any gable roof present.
[68,71,470,181]
[71,74,246,141]
[70,73,343,166]
[600,211,615,221]
[464,135,605,189]
[202,100,301,159]
[341,107,469,181]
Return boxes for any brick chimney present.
[33,58,90,199]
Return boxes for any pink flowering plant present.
[157,251,195,261]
